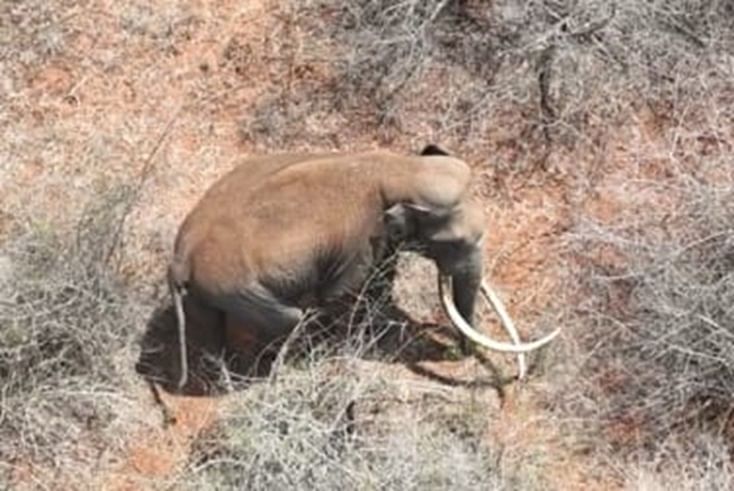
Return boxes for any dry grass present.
[239,0,734,171]
[3,0,734,489]
[0,188,151,486]
[182,336,546,490]
[555,168,734,457]
[622,434,734,490]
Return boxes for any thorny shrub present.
[0,188,144,479]
[559,172,734,455]
[240,0,734,166]
[184,354,545,490]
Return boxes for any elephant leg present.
[210,287,305,355]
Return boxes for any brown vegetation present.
[2,0,733,489]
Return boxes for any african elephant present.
[168,147,559,388]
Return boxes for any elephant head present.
[380,150,557,378]
[385,198,485,327]
[166,149,559,389]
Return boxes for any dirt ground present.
[3,1,698,489]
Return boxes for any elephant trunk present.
[445,248,482,329]
[439,276,560,352]
[443,254,529,378]
[437,247,560,378]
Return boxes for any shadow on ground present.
[135,288,515,398]
[136,249,516,398]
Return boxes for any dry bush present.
[183,348,544,491]
[3,0,734,487]
[238,0,734,168]
[0,0,69,67]
[622,434,734,490]
[0,188,147,484]
[556,171,734,458]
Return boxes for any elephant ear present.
[389,202,452,241]
[424,202,485,245]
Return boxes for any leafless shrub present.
[236,0,734,166]
[0,187,146,480]
[557,171,734,454]
[4,0,734,487]
[0,0,68,67]
[184,349,543,490]
[119,2,201,55]
[622,434,734,490]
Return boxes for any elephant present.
[167,147,560,389]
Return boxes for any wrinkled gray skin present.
[169,146,484,387]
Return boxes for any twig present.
[103,105,183,267]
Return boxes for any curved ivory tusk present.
[439,275,560,354]
[480,280,527,380]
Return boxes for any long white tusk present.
[439,275,560,353]
[480,280,527,379]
